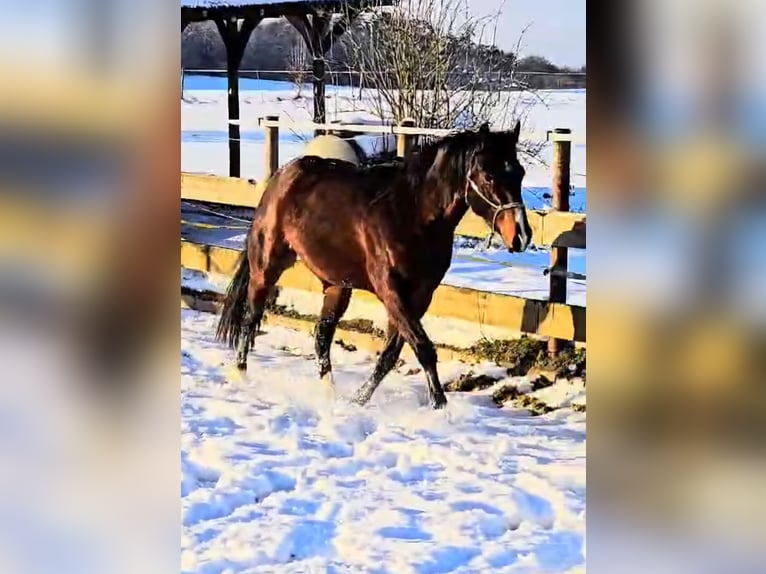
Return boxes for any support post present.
[548,128,572,357]
[312,55,326,130]
[397,119,416,158]
[215,16,259,178]
[264,115,279,180]
[286,10,359,136]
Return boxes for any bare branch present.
[338,0,544,159]
[286,39,309,99]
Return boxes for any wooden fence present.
[181,118,586,348]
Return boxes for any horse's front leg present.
[352,321,403,406]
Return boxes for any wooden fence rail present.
[227,117,588,145]
[181,173,586,249]
[180,241,585,343]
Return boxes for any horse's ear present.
[511,119,521,141]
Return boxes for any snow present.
[181,309,586,573]
[181,78,586,210]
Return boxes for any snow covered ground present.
[181,309,586,573]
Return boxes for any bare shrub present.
[286,39,309,99]
[340,0,546,159]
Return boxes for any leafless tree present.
[286,39,309,99]
[340,0,545,159]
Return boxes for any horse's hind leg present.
[352,320,403,406]
[354,282,443,408]
[236,239,296,370]
[314,285,352,386]
[235,280,268,369]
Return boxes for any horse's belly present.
[312,266,373,292]
[297,251,372,292]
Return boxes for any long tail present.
[215,238,252,349]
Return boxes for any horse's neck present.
[417,178,467,237]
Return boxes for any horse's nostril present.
[511,235,522,252]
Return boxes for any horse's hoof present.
[431,395,448,410]
[351,394,369,407]
[236,362,247,371]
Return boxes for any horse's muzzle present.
[509,223,531,253]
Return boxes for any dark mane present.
[360,128,488,207]
[405,129,487,191]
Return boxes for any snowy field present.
[182,309,586,573]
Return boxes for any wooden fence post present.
[397,118,415,158]
[264,115,279,180]
[548,128,572,358]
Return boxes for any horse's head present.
[465,121,532,252]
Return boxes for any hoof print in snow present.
[446,372,501,393]
[404,367,422,376]
[572,403,586,413]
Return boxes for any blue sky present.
[470,0,586,67]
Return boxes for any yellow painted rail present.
[181,241,586,343]
[181,172,586,249]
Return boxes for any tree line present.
[181,16,585,91]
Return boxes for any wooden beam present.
[311,54,327,126]
[285,11,336,128]
[284,14,314,51]
[181,172,264,205]
[181,241,586,342]
[180,172,585,247]
[213,16,261,177]
[548,128,573,356]
[321,8,359,54]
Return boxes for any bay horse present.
[216,122,532,409]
